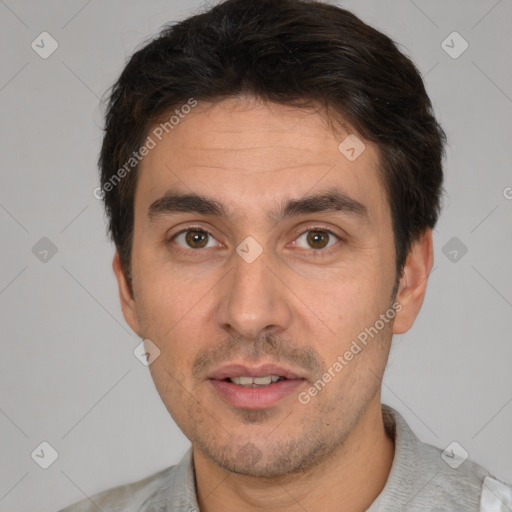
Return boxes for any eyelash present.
[167,225,342,259]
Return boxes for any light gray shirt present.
[59,404,512,511]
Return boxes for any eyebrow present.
[147,186,369,225]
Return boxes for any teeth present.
[253,376,272,385]
[229,375,282,387]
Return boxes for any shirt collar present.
[159,447,198,512]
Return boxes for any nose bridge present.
[215,241,292,339]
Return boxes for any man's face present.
[121,97,402,477]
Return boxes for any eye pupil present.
[186,230,208,248]
[307,230,329,249]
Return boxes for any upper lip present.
[207,363,306,380]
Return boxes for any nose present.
[214,246,293,341]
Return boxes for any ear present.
[112,251,142,337]
[392,229,434,334]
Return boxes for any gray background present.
[1,0,511,510]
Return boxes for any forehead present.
[135,98,390,228]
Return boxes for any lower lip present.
[208,378,305,409]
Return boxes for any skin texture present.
[113,96,433,512]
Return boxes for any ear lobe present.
[392,229,434,335]
[112,251,142,337]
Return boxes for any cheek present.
[134,269,210,373]
[318,265,393,350]
[133,245,185,325]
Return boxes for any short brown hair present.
[99,0,446,292]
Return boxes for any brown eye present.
[307,230,329,249]
[173,229,217,250]
[295,229,339,251]
[185,230,208,248]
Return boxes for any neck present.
[193,398,395,512]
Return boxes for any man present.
[60,0,512,510]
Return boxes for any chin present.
[198,436,332,479]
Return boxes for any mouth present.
[207,363,307,409]
[226,375,285,387]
